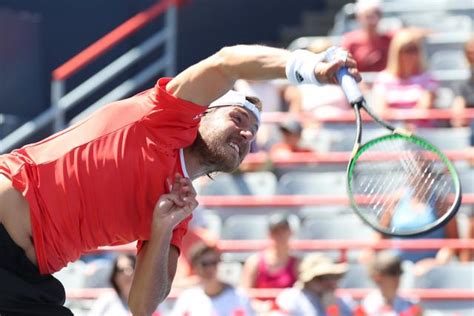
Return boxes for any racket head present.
[347,133,461,237]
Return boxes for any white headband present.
[209,90,261,126]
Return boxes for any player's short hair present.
[245,95,263,112]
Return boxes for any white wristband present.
[285,49,326,85]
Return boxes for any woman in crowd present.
[171,243,254,316]
[371,29,438,127]
[88,254,137,316]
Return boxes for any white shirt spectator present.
[88,292,130,316]
[361,290,420,315]
[298,84,350,116]
[276,287,354,316]
[171,285,255,316]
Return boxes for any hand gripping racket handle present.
[336,67,364,105]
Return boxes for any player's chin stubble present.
[192,131,240,174]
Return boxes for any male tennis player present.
[0,44,359,315]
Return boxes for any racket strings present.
[352,138,454,224]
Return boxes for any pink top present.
[254,252,298,289]
[372,71,439,109]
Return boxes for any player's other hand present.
[153,173,198,230]
[314,50,361,85]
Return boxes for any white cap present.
[209,90,261,126]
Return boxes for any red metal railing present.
[52,0,185,81]
[194,194,474,208]
[66,287,474,300]
[97,239,474,254]
[261,108,474,123]
[242,150,473,166]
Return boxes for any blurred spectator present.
[358,250,422,316]
[451,36,474,131]
[276,253,354,316]
[287,38,351,117]
[241,213,299,313]
[241,213,299,289]
[88,254,141,316]
[371,29,438,126]
[371,29,436,110]
[460,208,474,262]
[172,206,218,288]
[341,0,392,72]
[171,243,254,316]
[373,188,460,276]
[270,118,313,158]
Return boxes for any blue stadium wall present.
[0,0,324,119]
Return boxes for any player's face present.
[198,106,258,173]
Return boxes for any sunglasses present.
[117,266,134,276]
[199,259,220,268]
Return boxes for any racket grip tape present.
[336,67,364,104]
[325,47,364,104]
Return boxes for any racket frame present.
[346,99,462,237]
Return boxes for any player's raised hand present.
[153,173,198,230]
[314,50,361,85]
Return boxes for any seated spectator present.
[171,243,254,316]
[241,213,299,289]
[371,29,438,127]
[270,118,313,158]
[241,213,299,313]
[451,36,474,131]
[460,207,474,262]
[88,254,160,316]
[276,253,354,316]
[341,0,393,72]
[172,206,218,288]
[374,182,460,276]
[358,250,422,316]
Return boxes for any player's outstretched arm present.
[129,175,197,316]
[166,45,360,107]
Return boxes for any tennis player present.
[0,44,359,315]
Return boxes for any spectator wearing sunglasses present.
[171,243,254,316]
[89,254,164,316]
[371,29,438,127]
[276,253,354,316]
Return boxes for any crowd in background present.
[52,0,473,315]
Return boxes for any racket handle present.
[336,67,364,104]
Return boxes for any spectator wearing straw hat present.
[275,253,354,316]
[359,250,422,316]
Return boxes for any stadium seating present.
[416,127,471,151]
[415,262,474,289]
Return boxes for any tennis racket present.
[336,67,461,237]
